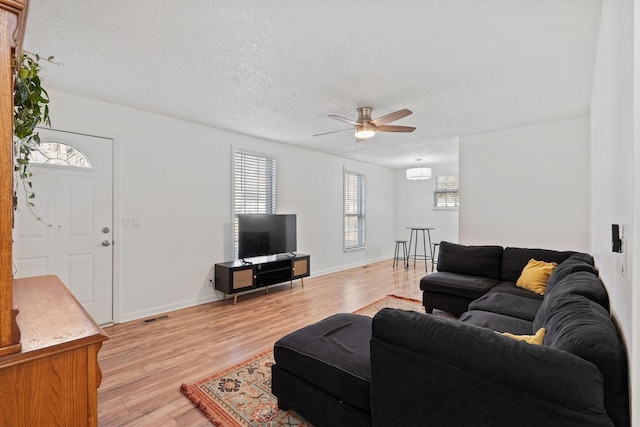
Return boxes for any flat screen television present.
[237,214,297,259]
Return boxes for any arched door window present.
[30,142,93,168]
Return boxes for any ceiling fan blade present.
[370,109,413,126]
[312,128,352,137]
[328,115,359,126]
[375,125,416,133]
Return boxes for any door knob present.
[102,240,111,247]
[102,227,110,233]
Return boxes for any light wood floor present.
[97,258,431,426]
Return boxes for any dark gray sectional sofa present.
[420,241,587,317]
[271,242,629,426]
[418,241,629,426]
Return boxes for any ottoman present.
[272,313,372,427]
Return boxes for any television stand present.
[214,253,310,304]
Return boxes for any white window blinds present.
[233,150,277,256]
[234,150,277,214]
[434,174,459,208]
[344,170,366,250]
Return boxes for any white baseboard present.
[115,255,393,323]
[117,294,218,323]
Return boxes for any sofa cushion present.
[541,294,628,427]
[516,258,558,295]
[564,251,595,265]
[420,271,499,299]
[534,272,610,331]
[546,253,598,292]
[371,309,613,427]
[501,247,575,282]
[273,313,372,411]
[436,241,503,280]
[488,282,545,301]
[459,309,533,335]
[468,291,542,321]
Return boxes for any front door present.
[12,128,114,325]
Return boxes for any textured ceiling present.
[23,0,602,169]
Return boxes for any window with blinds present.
[344,170,366,250]
[434,174,459,208]
[233,150,277,256]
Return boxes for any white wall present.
[590,0,637,421]
[394,163,459,248]
[458,117,591,252]
[46,89,395,322]
[635,0,640,420]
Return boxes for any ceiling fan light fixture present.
[319,107,415,141]
[406,158,432,180]
[355,124,375,139]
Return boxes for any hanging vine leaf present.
[13,51,58,228]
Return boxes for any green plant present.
[13,51,56,227]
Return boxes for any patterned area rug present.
[180,294,423,426]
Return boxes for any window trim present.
[343,168,366,251]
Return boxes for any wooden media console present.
[215,253,310,304]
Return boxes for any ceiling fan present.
[313,107,416,142]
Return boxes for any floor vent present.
[141,315,169,324]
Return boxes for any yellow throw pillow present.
[502,328,546,345]
[516,258,558,295]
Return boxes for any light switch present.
[133,218,142,229]
[123,218,133,229]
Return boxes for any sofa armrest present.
[370,308,613,427]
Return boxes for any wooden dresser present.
[0,2,109,426]
[0,276,108,426]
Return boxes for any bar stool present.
[406,227,435,271]
[393,240,408,268]
[431,242,440,272]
